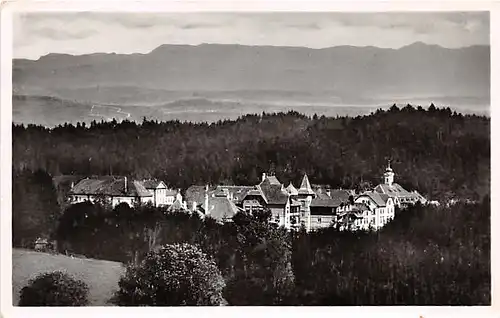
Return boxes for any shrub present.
[113,243,226,306]
[19,271,89,306]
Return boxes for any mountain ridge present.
[13,41,490,109]
[14,42,490,61]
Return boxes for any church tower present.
[383,161,395,186]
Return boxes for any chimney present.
[70,181,74,190]
[262,173,266,182]
[124,176,128,192]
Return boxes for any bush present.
[113,243,226,306]
[19,271,89,306]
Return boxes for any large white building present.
[373,162,427,208]
[182,163,428,232]
[354,192,395,230]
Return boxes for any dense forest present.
[13,104,490,202]
[12,105,490,305]
[16,197,491,305]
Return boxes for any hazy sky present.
[14,12,489,60]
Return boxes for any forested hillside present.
[11,105,490,305]
[37,198,492,305]
[12,105,490,201]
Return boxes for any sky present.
[13,11,490,60]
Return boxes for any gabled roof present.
[298,174,315,195]
[285,183,299,196]
[356,191,390,207]
[260,175,281,186]
[374,183,419,199]
[70,177,152,197]
[206,196,241,222]
[259,183,289,205]
[310,197,341,208]
[140,179,165,189]
[329,189,351,203]
[352,202,370,211]
[242,186,268,204]
[215,185,254,202]
[167,197,189,212]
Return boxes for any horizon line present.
[14,41,490,61]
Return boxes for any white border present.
[1,1,498,318]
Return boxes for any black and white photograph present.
[0,2,495,314]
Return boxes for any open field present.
[12,248,125,306]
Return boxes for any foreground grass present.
[12,248,125,306]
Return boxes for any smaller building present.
[139,179,178,207]
[167,192,191,213]
[69,176,153,208]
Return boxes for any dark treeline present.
[50,197,490,305]
[13,104,490,201]
[56,203,295,305]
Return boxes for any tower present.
[383,161,395,186]
[298,173,316,232]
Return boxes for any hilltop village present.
[68,162,428,232]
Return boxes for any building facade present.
[139,180,178,207]
[182,163,427,232]
[69,176,153,208]
[373,162,427,208]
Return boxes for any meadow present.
[12,248,125,306]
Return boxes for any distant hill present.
[13,42,490,106]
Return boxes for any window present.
[318,218,322,223]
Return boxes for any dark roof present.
[167,197,189,212]
[259,184,289,205]
[310,191,342,208]
[53,175,86,188]
[329,189,351,203]
[70,177,151,197]
[140,179,165,189]
[242,187,268,204]
[374,183,419,199]
[215,185,254,202]
[352,203,370,211]
[206,196,241,222]
[356,191,390,207]
[185,185,211,205]
[261,175,281,186]
[310,198,341,208]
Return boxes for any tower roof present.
[298,173,315,195]
[385,160,393,172]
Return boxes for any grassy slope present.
[12,248,125,306]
